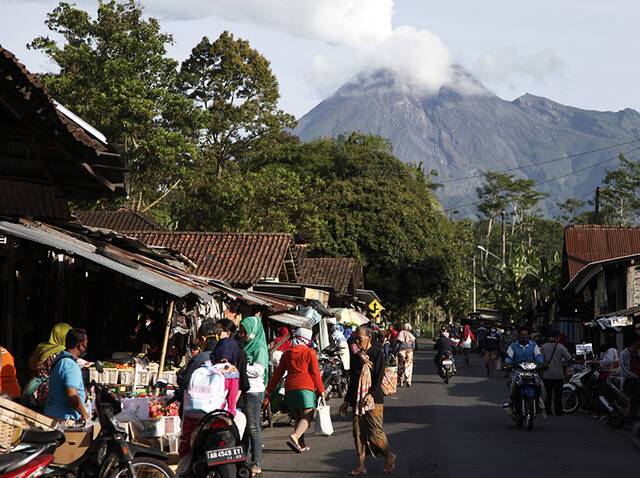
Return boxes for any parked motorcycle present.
[562,361,601,414]
[18,361,175,478]
[438,352,456,384]
[598,373,640,428]
[508,361,542,430]
[182,410,250,478]
[0,429,64,478]
[319,346,348,399]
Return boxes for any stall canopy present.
[268,313,313,329]
[0,220,216,300]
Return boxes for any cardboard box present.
[53,427,93,465]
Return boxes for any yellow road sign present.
[368,299,384,319]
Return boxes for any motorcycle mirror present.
[94,360,104,374]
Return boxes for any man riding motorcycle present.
[434,331,455,376]
[504,327,544,408]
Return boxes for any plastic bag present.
[314,397,334,436]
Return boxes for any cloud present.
[473,48,566,88]
[142,0,458,96]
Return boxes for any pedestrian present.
[24,322,72,408]
[461,323,475,367]
[476,322,489,355]
[0,346,21,399]
[396,323,416,387]
[263,328,325,453]
[213,318,251,396]
[239,314,269,477]
[340,325,396,476]
[541,330,572,416]
[44,328,90,422]
[483,327,501,376]
[619,339,640,418]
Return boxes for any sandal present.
[286,437,303,454]
[348,469,367,476]
[384,453,396,474]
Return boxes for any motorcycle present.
[0,429,64,478]
[598,373,640,428]
[319,346,348,399]
[182,410,250,478]
[508,361,542,430]
[439,352,456,384]
[562,361,601,414]
[20,361,174,478]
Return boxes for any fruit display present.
[148,398,179,418]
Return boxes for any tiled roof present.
[563,225,640,284]
[128,232,293,286]
[299,257,364,295]
[76,210,162,232]
[0,47,128,199]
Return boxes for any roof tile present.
[299,257,364,295]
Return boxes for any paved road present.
[260,340,638,478]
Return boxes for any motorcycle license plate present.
[207,446,245,466]
[442,360,453,365]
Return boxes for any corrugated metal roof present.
[299,257,364,295]
[76,210,161,232]
[564,225,640,284]
[0,220,215,300]
[129,232,293,287]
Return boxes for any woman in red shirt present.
[264,328,324,453]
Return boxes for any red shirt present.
[266,345,324,395]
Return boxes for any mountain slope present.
[295,69,640,215]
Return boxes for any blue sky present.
[2,0,638,118]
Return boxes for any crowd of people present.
[0,309,417,477]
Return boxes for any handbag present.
[542,342,558,372]
[313,397,334,436]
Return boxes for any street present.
[261,341,638,477]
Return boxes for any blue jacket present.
[505,341,543,366]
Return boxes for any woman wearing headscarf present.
[239,315,269,477]
[396,323,416,387]
[268,326,292,368]
[340,325,396,476]
[264,328,325,454]
[24,323,72,407]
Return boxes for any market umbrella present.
[330,308,369,326]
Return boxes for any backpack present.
[183,361,226,416]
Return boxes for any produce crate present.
[0,396,56,451]
[163,416,180,435]
[119,371,135,386]
[142,418,164,437]
[158,370,177,385]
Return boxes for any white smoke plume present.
[142,0,457,95]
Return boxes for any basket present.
[134,371,155,388]
[142,418,164,438]
[0,397,56,451]
[119,371,135,386]
[158,371,177,385]
[163,416,181,435]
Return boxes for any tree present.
[598,154,640,225]
[556,198,587,224]
[28,0,199,212]
[178,33,295,176]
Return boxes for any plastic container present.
[163,416,181,435]
[119,371,135,386]
[142,418,164,438]
[166,435,179,455]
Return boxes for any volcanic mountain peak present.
[295,68,640,216]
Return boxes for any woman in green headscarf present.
[239,315,269,476]
[24,323,72,407]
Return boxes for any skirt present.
[285,389,317,410]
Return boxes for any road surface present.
[260,340,637,477]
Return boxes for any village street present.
[261,341,637,478]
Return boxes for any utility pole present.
[472,255,477,312]
[501,210,506,266]
[594,187,600,224]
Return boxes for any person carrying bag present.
[314,395,334,436]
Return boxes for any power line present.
[444,146,640,214]
[435,138,640,185]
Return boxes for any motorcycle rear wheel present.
[609,411,625,429]
[109,457,175,478]
[562,389,580,414]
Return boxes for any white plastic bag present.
[314,397,334,436]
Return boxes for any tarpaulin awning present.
[268,313,313,329]
[0,220,215,300]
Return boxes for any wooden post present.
[158,300,175,377]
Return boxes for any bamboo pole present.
[158,300,175,377]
